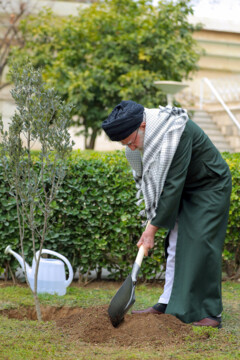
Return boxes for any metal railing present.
[200,77,240,133]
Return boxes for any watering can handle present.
[36,249,74,287]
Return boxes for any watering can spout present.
[5,245,31,276]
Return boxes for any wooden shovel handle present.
[135,245,145,267]
[135,221,150,267]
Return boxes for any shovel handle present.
[135,245,145,267]
[135,221,150,267]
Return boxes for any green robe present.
[151,119,232,323]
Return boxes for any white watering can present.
[5,245,74,296]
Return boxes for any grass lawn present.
[0,280,239,359]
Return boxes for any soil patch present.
[1,305,193,348]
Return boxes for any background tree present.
[0,0,42,89]
[0,62,73,320]
[11,0,202,149]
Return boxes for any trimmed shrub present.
[1,151,239,281]
[222,152,240,277]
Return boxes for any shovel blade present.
[108,274,136,327]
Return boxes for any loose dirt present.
[1,305,193,348]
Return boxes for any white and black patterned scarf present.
[125,105,188,222]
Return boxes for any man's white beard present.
[137,128,145,150]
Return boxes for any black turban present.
[102,100,144,141]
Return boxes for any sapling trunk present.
[8,263,16,284]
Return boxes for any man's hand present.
[137,223,159,256]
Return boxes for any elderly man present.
[102,100,232,328]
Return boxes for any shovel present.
[108,224,149,327]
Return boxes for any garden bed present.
[1,304,193,348]
[0,280,239,359]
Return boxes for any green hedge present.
[0,151,239,280]
[222,153,240,277]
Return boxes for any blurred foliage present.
[1,151,239,281]
[10,0,202,148]
[222,152,240,278]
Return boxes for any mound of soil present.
[1,305,193,348]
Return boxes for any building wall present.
[195,30,240,76]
